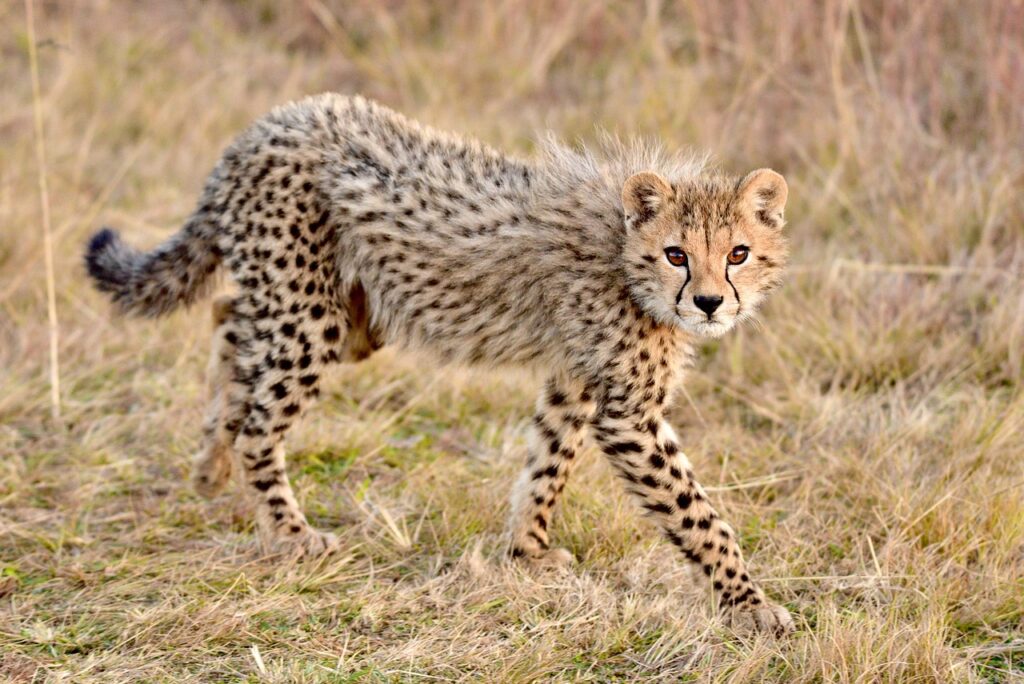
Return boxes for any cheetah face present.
[621,169,789,338]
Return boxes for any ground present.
[1,2,1022,682]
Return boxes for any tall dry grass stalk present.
[23,0,61,422]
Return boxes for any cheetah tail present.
[84,209,221,318]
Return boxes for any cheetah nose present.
[693,295,724,315]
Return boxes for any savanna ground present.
[2,1,1023,681]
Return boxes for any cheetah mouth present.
[677,313,735,338]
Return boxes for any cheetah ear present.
[622,171,672,227]
[737,168,788,229]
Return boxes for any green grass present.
[1,1,1023,681]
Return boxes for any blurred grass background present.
[1,1,1022,681]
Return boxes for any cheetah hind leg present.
[192,284,380,499]
[192,295,241,498]
[193,285,381,543]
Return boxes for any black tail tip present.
[87,227,118,256]
[84,227,126,288]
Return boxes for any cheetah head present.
[620,168,789,338]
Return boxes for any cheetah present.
[85,94,792,634]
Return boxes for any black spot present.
[676,493,692,509]
[254,478,278,492]
[323,325,340,342]
[643,501,673,515]
[310,304,325,319]
[649,453,665,469]
[605,441,643,455]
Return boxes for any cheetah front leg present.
[591,398,794,635]
[508,373,596,568]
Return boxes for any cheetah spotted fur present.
[85,94,793,634]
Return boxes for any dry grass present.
[2,1,1023,681]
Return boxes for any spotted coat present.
[85,94,792,633]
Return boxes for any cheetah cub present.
[85,94,792,634]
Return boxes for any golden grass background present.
[2,1,1023,681]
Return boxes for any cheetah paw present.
[191,447,232,498]
[516,547,575,571]
[270,527,340,559]
[725,601,795,636]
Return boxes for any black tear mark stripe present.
[724,266,741,313]
[724,223,741,311]
[675,267,692,306]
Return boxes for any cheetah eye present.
[664,247,687,267]
[727,245,749,265]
